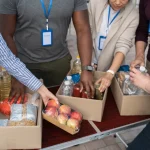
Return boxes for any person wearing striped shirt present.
[0,34,58,106]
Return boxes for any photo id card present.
[41,29,53,46]
[98,36,106,50]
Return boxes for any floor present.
[63,125,145,150]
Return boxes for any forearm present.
[77,27,92,66]
[2,33,17,55]
[2,15,17,55]
[0,34,42,91]
[135,41,147,59]
[0,15,3,32]
[109,52,125,73]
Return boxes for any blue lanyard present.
[40,0,53,30]
[107,6,120,28]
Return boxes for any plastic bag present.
[8,104,37,126]
[0,94,28,116]
[0,119,8,126]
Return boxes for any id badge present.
[98,36,106,50]
[41,29,53,46]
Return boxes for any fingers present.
[129,72,135,78]
[84,83,91,98]
[89,81,95,98]
[79,82,84,93]
[95,78,101,85]
[13,93,20,104]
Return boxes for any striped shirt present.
[0,34,43,91]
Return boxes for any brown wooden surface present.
[42,87,150,148]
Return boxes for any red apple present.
[46,99,60,109]
[70,111,82,122]
[57,114,68,125]
[67,118,80,130]
[59,105,71,115]
[45,107,58,118]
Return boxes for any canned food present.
[94,84,103,100]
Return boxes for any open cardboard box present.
[0,88,43,149]
[56,71,108,122]
[43,111,79,135]
[111,76,150,116]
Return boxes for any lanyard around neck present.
[40,0,53,30]
[107,6,120,29]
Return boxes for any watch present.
[82,65,94,72]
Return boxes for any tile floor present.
[64,125,146,150]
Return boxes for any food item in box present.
[72,83,81,97]
[67,118,80,130]
[117,71,129,87]
[8,104,37,126]
[81,90,88,98]
[70,111,82,122]
[0,119,8,126]
[57,114,68,125]
[94,84,103,100]
[0,95,28,116]
[46,99,60,109]
[45,107,58,118]
[59,105,71,116]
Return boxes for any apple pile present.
[45,99,82,130]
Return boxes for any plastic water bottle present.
[122,75,137,95]
[71,55,82,74]
[136,66,148,95]
[62,81,73,96]
[66,75,74,85]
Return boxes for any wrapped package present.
[0,119,8,126]
[8,104,37,126]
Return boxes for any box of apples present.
[42,99,82,135]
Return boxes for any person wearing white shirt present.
[0,33,58,105]
[89,0,139,92]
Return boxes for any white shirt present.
[0,34,43,91]
[93,5,119,64]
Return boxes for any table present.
[41,86,150,150]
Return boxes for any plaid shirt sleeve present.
[0,33,43,91]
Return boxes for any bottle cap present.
[64,81,70,86]
[140,66,146,72]
[67,76,72,80]
[76,55,80,59]
[125,74,130,79]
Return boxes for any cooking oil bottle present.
[0,67,11,101]
[71,55,82,74]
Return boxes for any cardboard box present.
[43,111,79,135]
[56,71,108,122]
[111,77,150,116]
[0,90,43,149]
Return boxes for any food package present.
[116,71,129,87]
[0,119,8,126]
[43,100,82,134]
[0,95,28,116]
[8,104,37,126]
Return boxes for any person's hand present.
[9,77,26,103]
[37,85,58,106]
[130,56,145,69]
[80,70,94,98]
[130,68,150,92]
[96,72,114,92]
